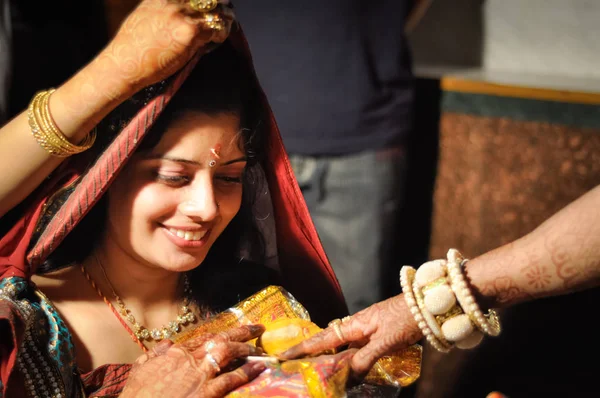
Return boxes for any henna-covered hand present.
[51,0,235,137]
[121,324,266,398]
[98,0,234,93]
[279,295,422,377]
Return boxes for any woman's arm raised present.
[0,0,232,218]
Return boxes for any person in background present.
[235,0,432,314]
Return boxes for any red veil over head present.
[0,28,348,327]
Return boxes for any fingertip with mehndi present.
[350,347,376,378]
[234,361,267,384]
[277,325,342,360]
[248,324,266,334]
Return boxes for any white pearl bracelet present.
[414,260,484,350]
[400,266,452,353]
[400,249,501,353]
[446,249,501,337]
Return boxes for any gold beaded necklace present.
[91,254,196,342]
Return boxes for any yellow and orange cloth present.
[175,286,422,397]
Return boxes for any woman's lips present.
[162,226,211,249]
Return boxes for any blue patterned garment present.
[0,276,85,398]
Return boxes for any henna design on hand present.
[121,324,266,398]
[523,264,553,290]
[57,0,234,125]
[279,294,422,377]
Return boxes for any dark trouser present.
[290,147,407,314]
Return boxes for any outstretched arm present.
[467,184,600,309]
[280,184,600,375]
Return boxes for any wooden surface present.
[441,74,600,105]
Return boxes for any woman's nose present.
[178,180,219,221]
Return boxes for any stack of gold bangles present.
[400,249,501,353]
[28,89,96,157]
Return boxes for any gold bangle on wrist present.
[28,89,96,157]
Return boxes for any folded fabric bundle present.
[174,286,422,397]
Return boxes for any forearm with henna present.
[465,185,600,309]
[0,33,145,217]
[53,0,219,140]
[0,0,230,218]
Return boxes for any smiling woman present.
[0,1,346,397]
[103,107,249,274]
[35,43,269,312]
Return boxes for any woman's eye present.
[216,176,242,184]
[155,173,190,185]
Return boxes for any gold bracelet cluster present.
[28,89,96,157]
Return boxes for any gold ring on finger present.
[190,0,218,12]
[200,13,225,32]
[328,319,345,343]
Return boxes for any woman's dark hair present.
[41,42,270,301]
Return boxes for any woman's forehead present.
[151,111,244,158]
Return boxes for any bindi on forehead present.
[209,143,222,168]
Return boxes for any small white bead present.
[441,314,474,342]
[424,284,456,315]
[410,307,420,316]
[469,304,479,313]
[415,260,446,287]
[456,330,484,349]
[418,321,428,330]
[465,296,474,305]
[447,249,459,262]
[406,297,416,307]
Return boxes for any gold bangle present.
[39,89,96,153]
[33,92,77,155]
[28,89,96,157]
[29,94,71,157]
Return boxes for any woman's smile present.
[162,224,212,249]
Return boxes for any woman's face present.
[104,111,247,272]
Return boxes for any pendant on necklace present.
[117,275,196,341]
